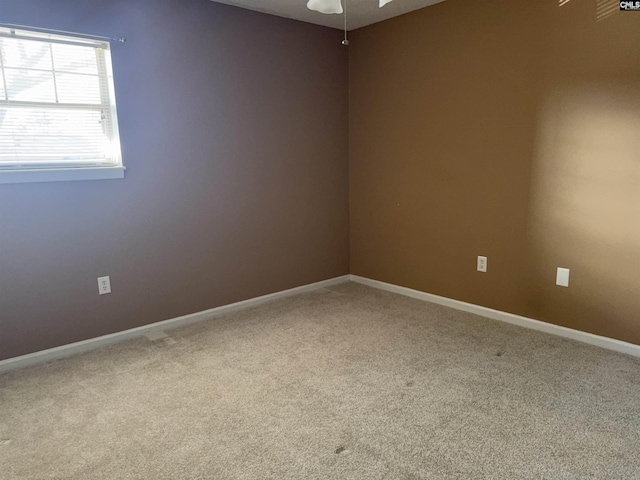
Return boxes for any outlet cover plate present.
[98,276,111,295]
[556,268,570,287]
[477,256,487,272]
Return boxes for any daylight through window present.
[0,27,123,183]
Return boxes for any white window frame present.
[0,27,124,184]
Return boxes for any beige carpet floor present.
[1,282,639,479]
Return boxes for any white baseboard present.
[350,275,640,358]
[4,273,637,374]
[0,275,351,374]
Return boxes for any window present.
[0,27,123,184]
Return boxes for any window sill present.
[0,166,126,184]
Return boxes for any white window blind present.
[0,27,123,182]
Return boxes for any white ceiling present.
[209,0,447,31]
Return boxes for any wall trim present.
[350,275,640,358]
[4,273,637,374]
[0,275,351,374]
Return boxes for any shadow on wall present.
[560,0,620,22]
[528,82,640,342]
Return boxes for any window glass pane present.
[0,107,113,165]
[0,29,121,175]
[51,43,98,75]
[4,67,56,102]
[0,37,52,70]
[55,73,101,104]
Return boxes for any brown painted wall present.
[0,0,349,360]
[350,0,640,344]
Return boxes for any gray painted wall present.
[0,0,349,360]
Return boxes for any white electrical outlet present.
[98,276,111,295]
[556,268,570,287]
[477,256,487,272]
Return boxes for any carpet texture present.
[1,282,639,479]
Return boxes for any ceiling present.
[209,0,447,31]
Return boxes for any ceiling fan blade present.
[307,0,343,14]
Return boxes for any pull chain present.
[342,0,349,45]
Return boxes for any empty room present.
[1,0,639,478]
